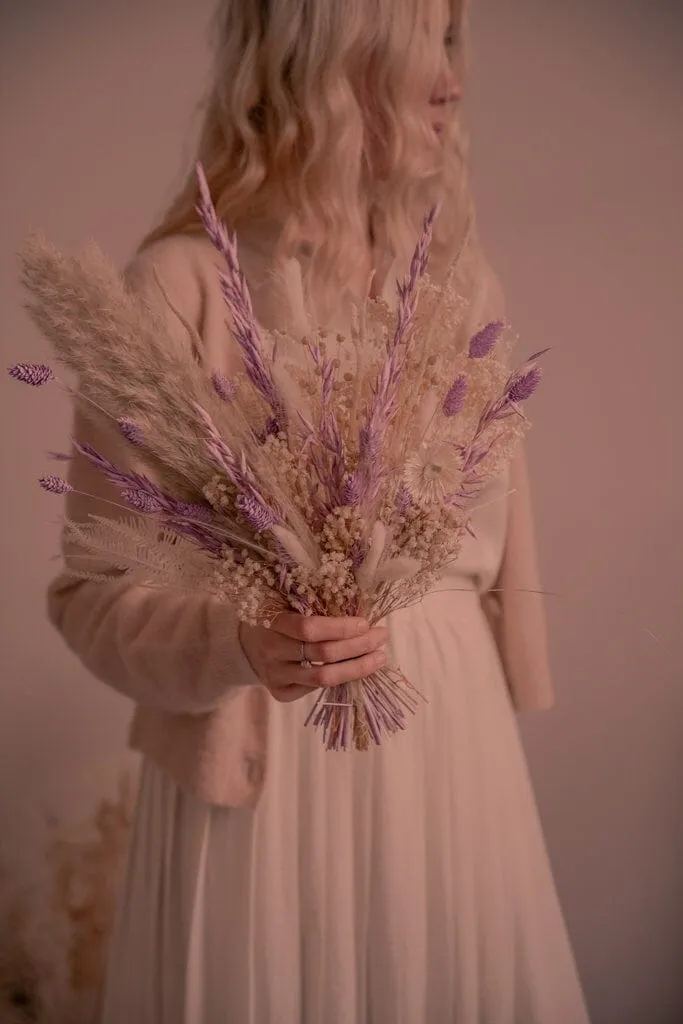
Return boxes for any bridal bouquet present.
[9,165,544,751]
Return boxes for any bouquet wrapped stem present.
[306,667,423,752]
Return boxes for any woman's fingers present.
[281,626,389,666]
[244,614,389,706]
[272,612,370,644]
[268,683,318,704]
[270,647,387,693]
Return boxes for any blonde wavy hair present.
[140,0,472,310]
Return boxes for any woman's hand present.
[239,613,389,704]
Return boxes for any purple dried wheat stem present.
[194,404,248,483]
[118,418,144,446]
[120,488,164,514]
[386,205,438,359]
[195,164,282,419]
[319,357,347,502]
[74,440,223,550]
[256,417,279,444]
[75,442,173,508]
[195,403,281,523]
[395,484,413,513]
[342,474,361,507]
[305,344,347,505]
[355,208,438,504]
[175,502,214,523]
[236,493,278,532]
[349,538,366,568]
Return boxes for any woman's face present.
[357,5,463,183]
[428,19,463,137]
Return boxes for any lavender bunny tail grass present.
[469,320,505,359]
[39,475,72,494]
[443,375,468,417]
[8,362,54,386]
[212,371,236,402]
[508,366,543,403]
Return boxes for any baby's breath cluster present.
[318,506,365,556]
[285,552,359,617]
[210,546,280,626]
[387,501,466,568]
[471,427,525,480]
[203,473,237,514]
[258,433,311,512]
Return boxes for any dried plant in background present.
[0,771,136,1024]
[47,772,136,997]
[10,164,545,751]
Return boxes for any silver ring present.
[299,640,313,669]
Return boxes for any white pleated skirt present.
[99,586,590,1023]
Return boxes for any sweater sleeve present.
[46,238,262,714]
[480,445,555,712]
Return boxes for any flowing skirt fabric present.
[100,585,590,1023]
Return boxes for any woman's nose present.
[430,84,462,105]
[430,67,463,106]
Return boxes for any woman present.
[48,0,590,1020]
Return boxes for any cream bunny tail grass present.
[19,233,259,498]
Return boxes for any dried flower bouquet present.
[9,165,544,751]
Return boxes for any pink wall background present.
[1,1,681,1021]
